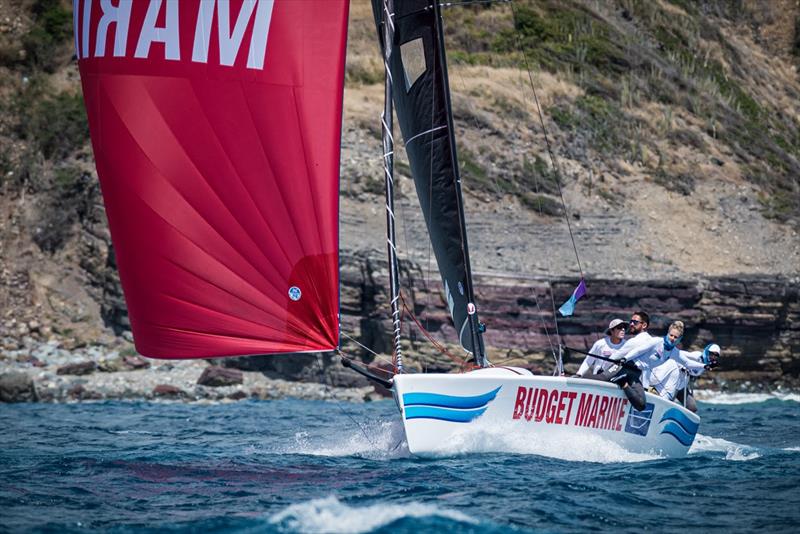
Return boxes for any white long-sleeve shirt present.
[650,350,705,400]
[577,337,626,377]
[609,331,654,362]
[621,337,707,388]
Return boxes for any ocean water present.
[1,393,798,533]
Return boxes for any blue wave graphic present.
[404,405,488,423]
[660,421,695,446]
[660,408,700,435]
[403,387,501,409]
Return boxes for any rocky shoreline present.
[1,329,796,405]
[0,336,375,404]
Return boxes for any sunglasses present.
[629,319,642,325]
[613,325,626,331]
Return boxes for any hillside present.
[0,0,798,364]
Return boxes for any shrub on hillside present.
[22,0,73,73]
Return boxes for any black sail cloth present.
[371,0,486,360]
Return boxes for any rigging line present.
[529,286,559,362]
[340,331,395,368]
[400,292,472,369]
[326,352,378,450]
[510,1,584,280]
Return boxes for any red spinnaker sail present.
[75,0,348,358]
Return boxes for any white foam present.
[690,434,761,460]
[725,447,762,461]
[271,419,410,459]
[782,446,800,452]
[695,391,800,405]
[422,419,662,463]
[268,495,476,533]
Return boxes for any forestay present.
[74,0,349,358]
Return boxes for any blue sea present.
[2,394,799,533]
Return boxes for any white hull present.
[393,367,700,458]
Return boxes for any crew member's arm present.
[618,336,660,364]
[671,349,706,373]
[679,350,705,377]
[576,340,602,377]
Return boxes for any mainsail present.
[74,0,348,358]
[371,0,486,361]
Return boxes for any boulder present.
[153,384,187,398]
[123,355,151,370]
[67,383,102,400]
[0,371,37,402]
[56,361,97,376]
[197,366,243,387]
[228,390,248,400]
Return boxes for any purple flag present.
[558,279,587,317]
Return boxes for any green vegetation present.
[3,76,88,192]
[494,3,629,76]
[521,155,560,196]
[521,192,564,216]
[652,168,695,196]
[16,83,88,161]
[22,0,73,72]
[33,165,95,253]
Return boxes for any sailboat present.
[73,0,699,457]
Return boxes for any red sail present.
[75,0,347,358]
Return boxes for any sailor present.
[618,320,707,391]
[650,343,721,412]
[601,311,654,410]
[575,318,627,380]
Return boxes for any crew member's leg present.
[610,367,646,411]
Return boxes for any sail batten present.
[77,0,348,358]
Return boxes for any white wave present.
[695,391,800,405]
[725,447,762,461]
[271,419,410,459]
[690,434,761,461]
[782,446,800,452]
[423,419,662,464]
[268,495,476,533]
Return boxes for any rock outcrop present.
[0,371,37,402]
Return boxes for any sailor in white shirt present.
[600,311,653,410]
[576,318,627,380]
[620,321,707,390]
[650,343,721,412]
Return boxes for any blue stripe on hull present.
[660,422,695,446]
[660,408,700,434]
[404,405,488,423]
[403,386,501,409]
